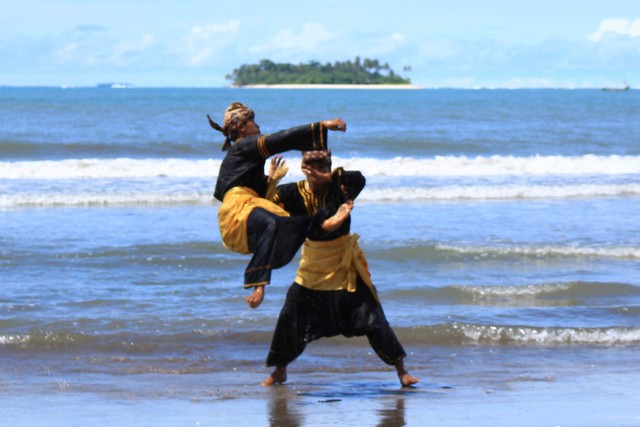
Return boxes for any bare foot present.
[261,366,287,386]
[322,200,354,232]
[244,285,265,309]
[399,372,420,387]
[394,359,419,387]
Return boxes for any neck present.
[306,180,327,195]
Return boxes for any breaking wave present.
[435,244,640,259]
[1,154,638,180]
[410,323,640,346]
[3,184,640,207]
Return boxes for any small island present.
[226,57,413,87]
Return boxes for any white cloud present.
[180,21,241,66]
[588,18,640,41]
[49,30,158,68]
[418,40,461,61]
[54,42,80,63]
[74,25,108,33]
[390,32,405,42]
[250,23,340,55]
[52,37,108,66]
[110,34,155,65]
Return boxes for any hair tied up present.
[207,114,231,151]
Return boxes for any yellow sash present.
[218,187,290,254]
[295,233,379,302]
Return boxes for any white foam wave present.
[437,244,640,259]
[340,154,640,177]
[0,158,221,180]
[2,182,639,208]
[0,334,30,345]
[1,154,639,180]
[456,323,640,345]
[363,183,640,200]
[452,283,574,298]
[0,192,212,207]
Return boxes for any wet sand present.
[4,343,640,426]
[4,371,639,427]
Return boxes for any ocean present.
[1,87,639,426]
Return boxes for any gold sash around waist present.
[295,233,379,302]
[218,186,290,254]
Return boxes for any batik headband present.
[207,101,255,151]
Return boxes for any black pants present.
[244,208,313,287]
[266,277,406,367]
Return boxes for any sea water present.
[1,87,639,407]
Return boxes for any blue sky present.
[1,0,638,88]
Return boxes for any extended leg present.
[261,365,287,386]
[245,208,312,286]
[393,358,420,387]
[343,280,420,387]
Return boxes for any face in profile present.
[239,119,260,137]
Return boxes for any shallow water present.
[1,88,639,422]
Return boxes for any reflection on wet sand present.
[267,386,407,427]
[269,387,302,427]
[377,397,406,427]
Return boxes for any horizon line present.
[0,84,634,91]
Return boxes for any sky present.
[1,0,638,88]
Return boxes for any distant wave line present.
[341,154,640,177]
[391,281,640,302]
[6,324,640,349]
[1,154,639,179]
[2,183,639,207]
[0,192,213,207]
[436,244,640,259]
[364,183,640,200]
[434,323,640,345]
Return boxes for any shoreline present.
[5,357,640,427]
[237,84,423,90]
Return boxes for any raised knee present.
[262,215,279,234]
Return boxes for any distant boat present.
[97,83,134,89]
[602,85,630,92]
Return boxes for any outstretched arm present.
[261,119,347,157]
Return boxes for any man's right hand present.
[322,118,347,132]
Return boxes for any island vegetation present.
[226,57,412,86]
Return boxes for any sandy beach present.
[4,342,640,427]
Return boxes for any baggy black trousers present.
[244,207,313,287]
[266,277,406,367]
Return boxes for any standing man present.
[262,150,419,387]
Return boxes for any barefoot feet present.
[398,372,420,387]
[394,360,419,387]
[261,366,287,386]
[322,200,354,232]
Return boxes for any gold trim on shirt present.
[257,135,270,159]
[297,180,327,215]
[295,233,379,302]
